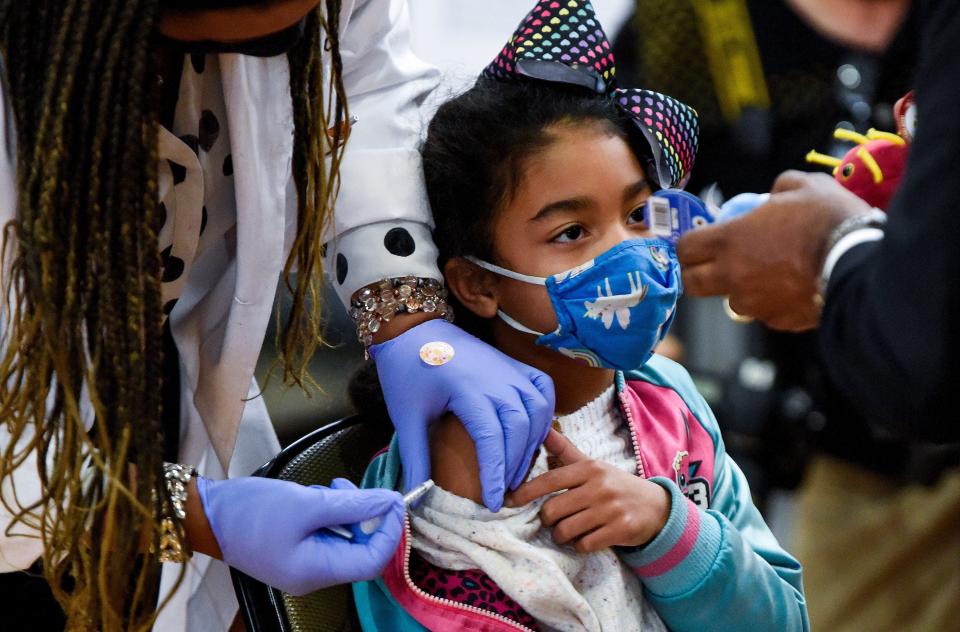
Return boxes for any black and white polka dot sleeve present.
[323,152,440,306]
[323,0,442,308]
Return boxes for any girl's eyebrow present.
[623,179,651,203]
[529,178,649,222]
[530,196,591,222]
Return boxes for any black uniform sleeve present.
[819,0,960,442]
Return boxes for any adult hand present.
[369,318,555,512]
[196,476,403,596]
[507,430,670,552]
[677,171,870,331]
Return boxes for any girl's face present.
[488,122,654,335]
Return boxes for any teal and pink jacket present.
[353,355,809,631]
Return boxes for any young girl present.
[353,2,808,630]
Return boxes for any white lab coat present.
[0,1,440,629]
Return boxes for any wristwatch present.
[819,208,887,294]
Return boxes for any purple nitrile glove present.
[196,476,403,596]
[369,319,555,511]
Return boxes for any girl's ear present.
[444,257,500,319]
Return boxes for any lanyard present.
[691,0,771,123]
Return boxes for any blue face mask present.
[468,238,682,370]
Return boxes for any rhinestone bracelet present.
[158,462,196,563]
[350,276,454,349]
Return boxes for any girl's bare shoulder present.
[429,413,483,504]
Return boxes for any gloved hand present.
[196,476,403,596]
[369,318,555,511]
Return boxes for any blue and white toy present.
[643,189,718,243]
[642,189,767,243]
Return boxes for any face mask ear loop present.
[496,310,546,336]
[464,256,548,285]
[463,257,551,336]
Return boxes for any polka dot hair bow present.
[483,0,699,190]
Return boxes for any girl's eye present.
[553,225,585,243]
[627,205,646,225]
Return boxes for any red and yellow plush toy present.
[805,92,915,210]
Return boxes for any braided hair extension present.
[282,0,348,390]
[0,1,168,628]
[0,1,344,628]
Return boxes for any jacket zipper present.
[400,514,535,632]
[617,386,645,479]
[397,379,642,631]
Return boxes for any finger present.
[394,417,432,494]
[308,486,404,527]
[508,462,591,507]
[542,429,588,466]
[574,523,622,553]
[539,483,594,527]
[676,222,724,266]
[348,500,405,581]
[763,308,820,333]
[526,370,556,444]
[511,371,554,489]
[329,477,358,491]
[304,501,404,587]
[552,507,606,546]
[292,535,350,594]
[770,169,809,194]
[724,295,756,322]
[508,371,554,490]
[451,395,507,511]
[510,417,542,491]
[495,394,534,494]
[680,261,730,297]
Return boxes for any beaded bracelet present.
[350,276,454,349]
[158,462,196,563]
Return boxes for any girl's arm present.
[618,462,808,631]
[616,365,809,632]
[428,414,485,504]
